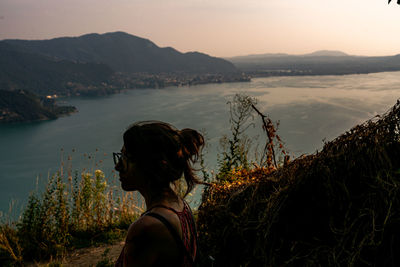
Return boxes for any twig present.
[251,104,277,168]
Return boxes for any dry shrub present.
[198,100,400,267]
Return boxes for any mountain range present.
[2,31,400,97]
[3,31,237,74]
[0,32,239,96]
[227,50,400,75]
[228,50,350,60]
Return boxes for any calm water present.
[1,72,400,214]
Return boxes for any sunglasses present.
[113,152,135,166]
[113,152,123,165]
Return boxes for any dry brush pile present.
[197,100,400,266]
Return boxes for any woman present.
[114,121,204,266]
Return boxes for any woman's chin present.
[121,181,135,191]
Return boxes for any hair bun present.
[179,128,204,161]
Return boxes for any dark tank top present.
[115,200,197,266]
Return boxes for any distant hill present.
[0,90,76,123]
[0,32,240,96]
[228,50,350,61]
[227,50,400,76]
[0,42,114,95]
[303,50,349,57]
[3,32,237,74]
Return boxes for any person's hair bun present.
[179,128,204,162]
[122,121,205,196]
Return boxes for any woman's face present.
[115,145,144,191]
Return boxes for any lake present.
[1,71,400,215]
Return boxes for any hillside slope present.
[0,42,113,95]
[198,100,400,266]
[4,32,238,74]
[0,90,76,123]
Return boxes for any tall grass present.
[0,153,143,266]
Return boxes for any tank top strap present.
[147,204,181,214]
[144,200,190,215]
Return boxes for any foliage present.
[0,223,23,266]
[0,161,142,265]
[198,100,400,266]
[216,94,256,181]
[215,93,286,183]
[0,90,76,123]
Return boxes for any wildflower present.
[95,169,104,178]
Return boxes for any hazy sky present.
[1,0,399,57]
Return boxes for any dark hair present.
[123,121,204,196]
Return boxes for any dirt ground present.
[27,241,124,267]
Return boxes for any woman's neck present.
[142,187,179,211]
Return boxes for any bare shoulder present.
[123,215,180,266]
[126,215,168,241]
[127,199,184,241]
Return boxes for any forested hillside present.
[0,43,113,95]
[0,90,76,123]
[0,32,242,97]
[3,32,238,74]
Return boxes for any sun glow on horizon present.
[0,0,399,57]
